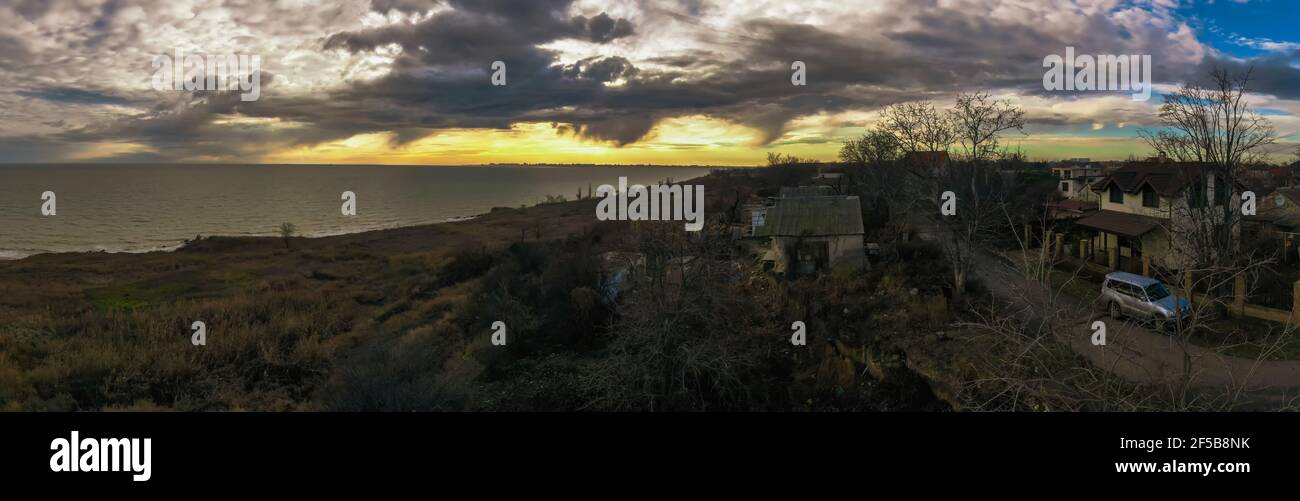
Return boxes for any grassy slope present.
[0,200,601,411]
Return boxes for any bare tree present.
[878,101,956,154]
[948,92,1026,164]
[927,93,1026,301]
[932,162,1009,301]
[839,129,900,167]
[1139,67,1277,170]
[839,129,915,250]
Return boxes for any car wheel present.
[1108,301,1121,319]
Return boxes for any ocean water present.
[0,164,713,259]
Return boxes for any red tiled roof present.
[903,151,950,168]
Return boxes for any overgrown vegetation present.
[0,170,948,411]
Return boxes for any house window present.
[1060,182,1070,193]
[1188,180,1205,208]
[1142,187,1157,208]
[1109,185,1123,204]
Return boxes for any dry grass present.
[0,197,605,411]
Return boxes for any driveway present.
[914,224,1300,398]
[989,250,1300,399]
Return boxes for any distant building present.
[1047,199,1099,220]
[1051,164,1105,200]
[756,196,865,275]
[779,185,835,198]
[813,165,846,189]
[745,186,838,237]
[1245,187,1300,235]
[903,151,950,171]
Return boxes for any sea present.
[0,164,715,259]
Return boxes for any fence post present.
[1293,280,1300,322]
[1024,224,1032,248]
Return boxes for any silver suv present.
[1101,272,1192,332]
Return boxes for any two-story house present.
[1076,162,1240,273]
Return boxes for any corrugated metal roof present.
[754,196,864,237]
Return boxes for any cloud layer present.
[1,0,1296,163]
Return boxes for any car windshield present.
[1144,283,1170,300]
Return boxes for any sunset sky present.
[1,0,1297,165]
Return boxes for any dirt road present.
[974,249,1300,397]
[913,221,1300,399]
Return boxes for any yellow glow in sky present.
[265,115,804,165]
[252,114,1153,165]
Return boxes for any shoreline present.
[0,197,606,264]
[0,214,487,262]
[0,165,716,262]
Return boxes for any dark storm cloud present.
[581,12,635,43]
[564,56,637,82]
[1198,52,1300,101]
[310,0,648,145]
[307,10,897,147]
[17,87,133,106]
